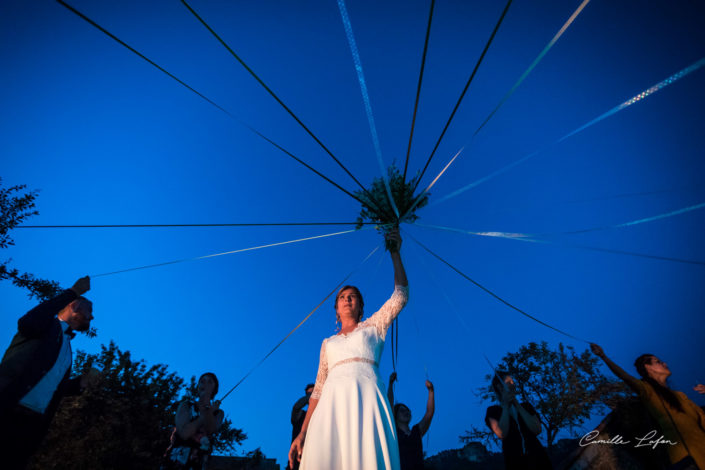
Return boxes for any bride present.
[288,230,408,470]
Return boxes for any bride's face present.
[336,288,362,321]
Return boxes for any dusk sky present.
[2,0,704,465]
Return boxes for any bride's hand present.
[385,227,402,253]
[289,433,305,468]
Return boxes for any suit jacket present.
[0,290,82,419]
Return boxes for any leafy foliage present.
[459,424,499,452]
[0,178,97,336]
[0,178,61,301]
[460,341,629,450]
[0,178,39,249]
[30,341,246,470]
[354,165,429,249]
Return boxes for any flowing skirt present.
[299,362,400,470]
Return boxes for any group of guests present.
[1,229,704,470]
[0,276,224,470]
[479,359,704,470]
[282,230,704,470]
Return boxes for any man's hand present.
[590,343,605,358]
[389,372,397,384]
[425,380,434,391]
[70,276,91,296]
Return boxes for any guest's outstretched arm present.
[18,275,90,336]
[590,343,642,392]
[418,380,435,436]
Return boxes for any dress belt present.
[330,357,378,371]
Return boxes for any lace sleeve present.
[310,339,329,400]
[364,285,409,337]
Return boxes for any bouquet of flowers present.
[355,164,430,250]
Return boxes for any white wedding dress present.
[299,285,409,470]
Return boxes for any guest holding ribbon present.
[591,344,705,470]
[485,372,552,470]
[0,276,99,470]
[162,372,224,470]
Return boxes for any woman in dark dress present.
[485,373,552,470]
[162,372,224,470]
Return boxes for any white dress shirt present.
[19,321,73,414]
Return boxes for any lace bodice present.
[311,285,409,399]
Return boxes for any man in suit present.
[0,275,99,469]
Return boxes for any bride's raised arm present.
[363,229,408,336]
[388,229,408,288]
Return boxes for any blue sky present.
[2,0,704,464]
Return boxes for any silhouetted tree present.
[0,178,61,301]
